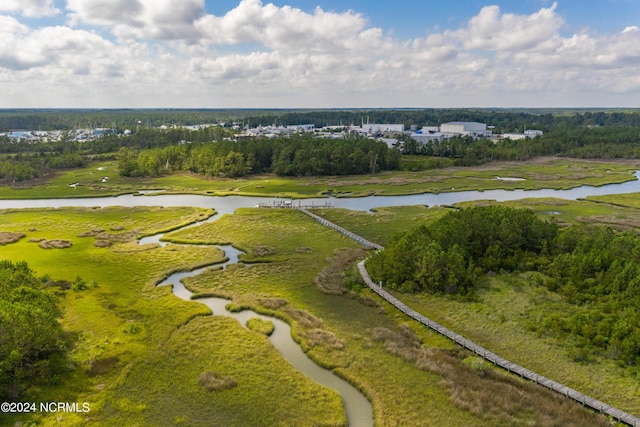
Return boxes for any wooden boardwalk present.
[357,261,640,426]
[298,208,383,250]
[297,206,640,426]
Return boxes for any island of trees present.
[367,205,640,366]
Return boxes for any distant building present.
[501,129,544,140]
[440,122,492,138]
[360,124,405,134]
[286,124,315,132]
[411,133,446,144]
[501,133,529,141]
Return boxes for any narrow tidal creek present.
[153,238,373,426]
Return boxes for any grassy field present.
[1,157,639,199]
[0,195,632,425]
[163,208,611,426]
[0,207,346,426]
[319,196,640,418]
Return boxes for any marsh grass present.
[245,318,275,336]
[371,325,610,427]
[310,206,450,246]
[165,207,620,425]
[313,248,367,295]
[87,356,119,376]
[1,201,631,426]
[1,157,638,200]
[198,371,238,391]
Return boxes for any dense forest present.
[0,261,70,398]
[367,206,640,365]
[117,134,401,178]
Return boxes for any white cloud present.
[2,1,640,107]
[0,0,59,17]
[457,2,564,51]
[195,0,377,54]
[66,0,206,41]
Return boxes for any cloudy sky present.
[2,0,640,108]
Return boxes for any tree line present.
[400,125,640,167]
[367,206,640,365]
[117,134,402,178]
[3,109,640,182]
[4,108,640,133]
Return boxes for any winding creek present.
[3,174,640,426]
[156,245,373,426]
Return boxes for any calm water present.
[2,172,639,211]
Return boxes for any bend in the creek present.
[154,238,373,426]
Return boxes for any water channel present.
[3,175,640,426]
[2,171,639,212]
[155,244,374,426]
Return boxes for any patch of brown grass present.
[253,244,276,257]
[0,231,25,245]
[302,329,345,350]
[79,227,140,244]
[38,239,72,249]
[198,371,237,391]
[283,307,322,328]
[259,298,288,310]
[78,228,105,237]
[370,325,610,427]
[313,248,367,295]
[576,215,640,231]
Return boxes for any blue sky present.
[2,0,640,108]
[204,1,640,37]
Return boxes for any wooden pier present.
[258,199,334,209]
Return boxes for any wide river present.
[3,175,640,426]
[2,171,640,212]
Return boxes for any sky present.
[2,0,640,108]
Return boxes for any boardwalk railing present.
[298,208,383,250]
[295,206,639,426]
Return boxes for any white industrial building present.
[360,123,405,134]
[286,124,315,132]
[440,122,492,138]
[501,129,544,140]
[409,122,492,144]
[525,129,544,137]
[411,132,446,144]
